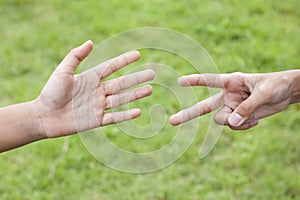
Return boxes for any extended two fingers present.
[169,73,228,126]
[172,73,261,129]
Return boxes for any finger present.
[103,69,155,95]
[228,90,267,127]
[214,106,259,129]
[94,51,141,79]
[57,40,93,75]
[101,108,141,126]
[178,73,226,88]
[214,106,232,125]
[105,85,152,109]
[169,92,223,126]
[229,119,259,130]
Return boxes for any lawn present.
[0,0,300,199]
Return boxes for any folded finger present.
[214,106,259,129]
[105,85,152,109]
[214,106,233,125]
[103,69,155,95]
[229,119,259,130]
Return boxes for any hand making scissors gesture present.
[170,71,300,130]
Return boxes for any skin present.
[0,40,155,152]
[170,70,300,130]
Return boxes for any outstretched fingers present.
[169,92,224,126]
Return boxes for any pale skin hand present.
[0,40,154,152]
[170,70,300,130]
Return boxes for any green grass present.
[1,0,300,199]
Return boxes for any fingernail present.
[169,114,180,126]
[83,40,92,46]
[178,77,184,84]
[229,113,242,126]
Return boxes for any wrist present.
[26,100,48,140]
[288,70,300,104]
[0,100,47,152]
[33,97,77,138]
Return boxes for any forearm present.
[288,69,300,104]
[0,101,46,152]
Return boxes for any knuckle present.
[109,61,118,72]
[70,48,83,62]
[132,89,139,100]
[103,83,110,94]
[121,54,130,66]
[231,72,244,77]
[114,80,124,93]
[109,114,116,124]
[214,114,224,125]
[70,47,77,55]
[225,72,244,87]
[198,102,212,115]
[237,105,251,118]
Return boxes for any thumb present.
[228,91,264,127]
[57,40,93,74]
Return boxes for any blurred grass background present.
[0,0,300,199]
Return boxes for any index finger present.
[178,73,226,88]
[169,92,224,126]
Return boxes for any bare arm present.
[0,101,45,152]
[170,70,300,130]
[0,41,155,152]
